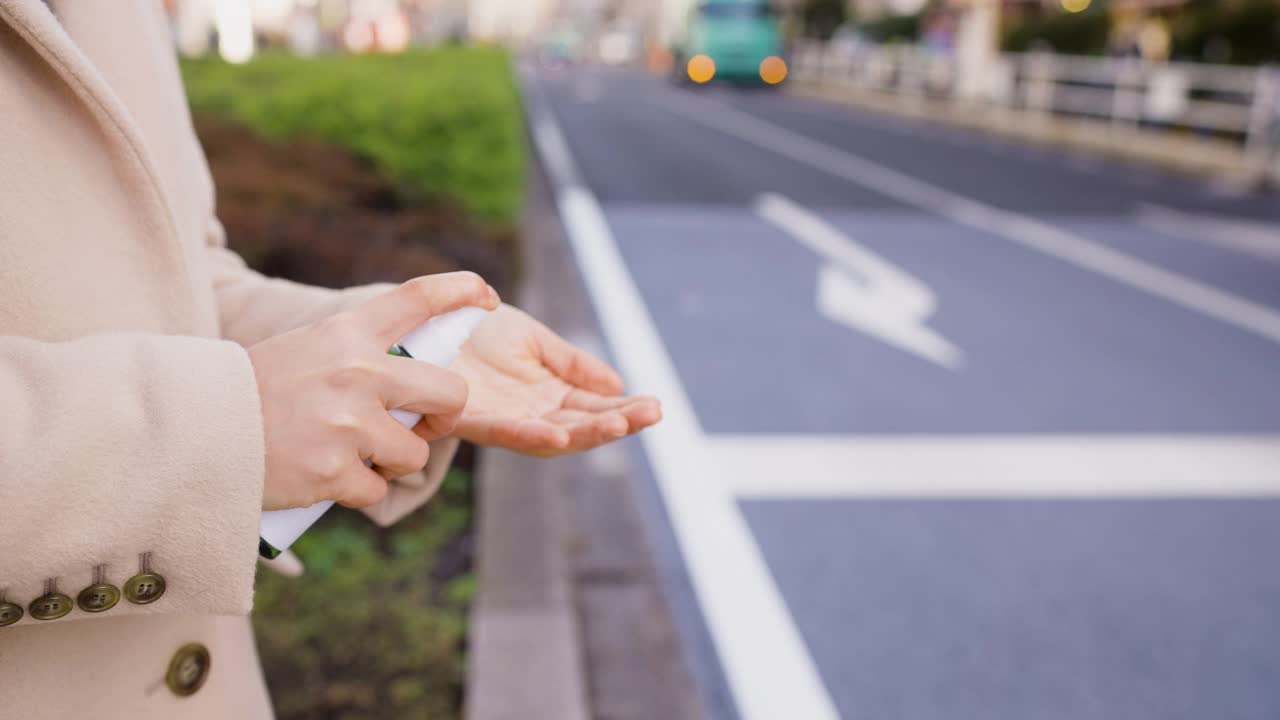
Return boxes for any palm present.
[448,305,661,455]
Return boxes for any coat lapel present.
[0,0,191,321]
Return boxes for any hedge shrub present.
[181,47,525,223]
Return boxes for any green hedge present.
[857,14,923,45]
[1171,0,1280,65]
[181,47,525,223]
[1003,7,1111,55]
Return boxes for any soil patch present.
[196,115,517,295]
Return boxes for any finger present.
[350,272,500,347]
[562,391,663,433]
[546,408,630,452]
[616,397,662,432]
[361,410,432,480]
[535,327,624,395]
[561,389,633,412]
[376,355,469,418]
[562,390,658,413]
[333,462,390,509]
[454,414,571,452]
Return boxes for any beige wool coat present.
[0,1,459,717]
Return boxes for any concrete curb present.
[789,81,1268,186]
[465,447,590,720]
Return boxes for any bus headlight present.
[688,54,716,84]
[759,56,787,85]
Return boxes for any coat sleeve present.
[205,218,459,528]
[0,333,264,627]
[204,229,390,348]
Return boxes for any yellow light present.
[759,56,788,85]
[1060,0,1091,12]
[687,55,716,84]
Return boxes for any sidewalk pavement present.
[466,159,705,720]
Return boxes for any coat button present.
[29,592,73,620]
[124,572,166,605]
[77,582,121,613]
[0,601,23,627]
[165,643,211,697]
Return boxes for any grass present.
[182,47,525,223]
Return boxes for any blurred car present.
[672,0,788,87]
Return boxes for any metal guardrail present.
[791,42,1280,183]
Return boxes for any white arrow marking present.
[659,92,1280,345]
[756,192,964,369]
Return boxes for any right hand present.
[249,272,501,511]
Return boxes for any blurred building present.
[851,0,1204,18]
[852,0,928,17]
[465,0,557,43]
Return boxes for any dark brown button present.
[77,582,121,613]
[29,592,73,620]
[0,601,23,627]
[166,643,211,697]
[124,572,166,605]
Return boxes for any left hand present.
[445,304,661,455]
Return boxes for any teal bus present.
[673,0,787,86]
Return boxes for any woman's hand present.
[249,272,501,510]
[450,304,661,455]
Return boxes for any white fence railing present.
[790,42,1280,183]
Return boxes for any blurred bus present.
[673,0,787,87]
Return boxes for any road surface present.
[523,64,1280,720]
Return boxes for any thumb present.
[350,272,500,347]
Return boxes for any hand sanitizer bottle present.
[258,306,489,559]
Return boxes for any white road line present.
[532,116,581,188]
[654,92,1280,345]
[705,435,1280,498]
[1135,203,1280,263]
[525,79,841,720]
[756,193,963,369]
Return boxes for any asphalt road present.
[524,64,1280,720]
